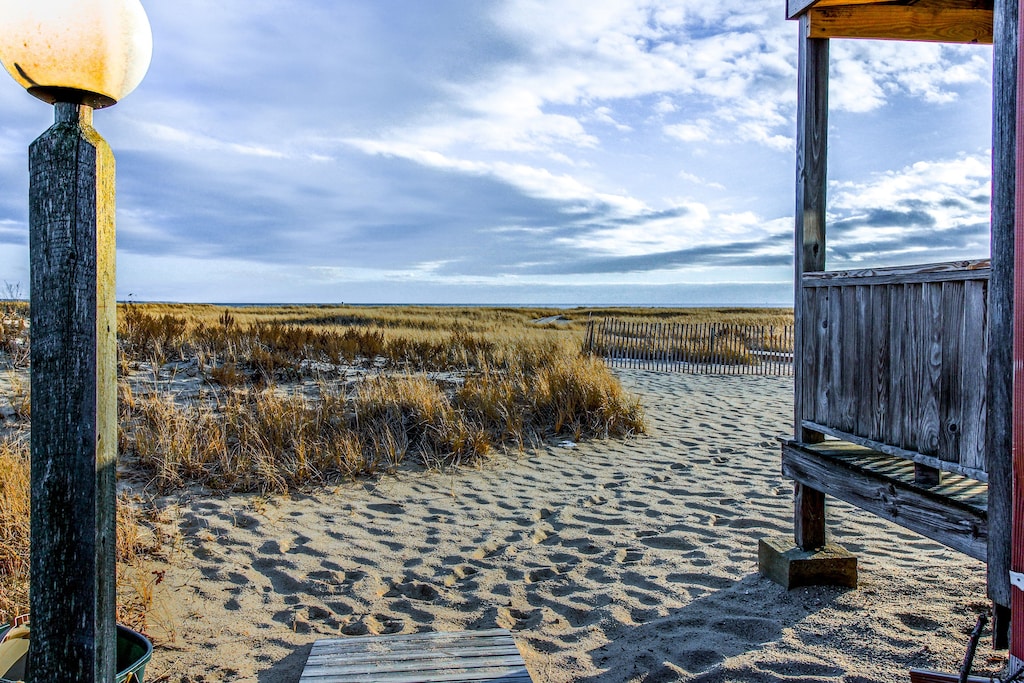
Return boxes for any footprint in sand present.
[614,548,644,564]
[365,614,404,635]
[496,606,542,630]
[340,621,368,636]
[350,574,389,601]
[471,539,503,560]
[387,581,439,602]
[532,523,555,544]
[526,567,559,584]
[444,565,479,587]
[640,535,698,552]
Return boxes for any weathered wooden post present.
[989,0,1018,650]
[758,5,856,589]
[0,1,151,680]
[28,100,119,683]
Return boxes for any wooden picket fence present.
[584,318,794,376]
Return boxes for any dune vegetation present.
[2,302,799,625]
[0,301,791,626]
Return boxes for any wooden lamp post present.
[0,1,151,680]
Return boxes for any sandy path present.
[142,370,999,682]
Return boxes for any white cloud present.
[138,122,288,159]
[827,152,991,263]
[830,40,991,113]
[665,122,711,142]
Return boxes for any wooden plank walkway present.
[299,628,534,683]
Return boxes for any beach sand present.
[139,370,1001,682]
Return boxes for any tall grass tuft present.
[120,341,646,494]
[0,438,29,623]
[0,437,161,628]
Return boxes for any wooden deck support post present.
[1012,0,1024,661]
[760,16,857,589]
[989,0,1018,651]
[792,15,830,550]
[28,102,118,683]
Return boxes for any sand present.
[139,370,1002,682]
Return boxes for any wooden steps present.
[299,629,533,683]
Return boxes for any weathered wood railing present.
[585,318,794,375]
[798,259,991,481]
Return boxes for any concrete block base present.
[758,536,858,589]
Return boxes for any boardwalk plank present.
[300,630,532,683]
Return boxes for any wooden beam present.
[789,0,994,20]
[802,420,990,481]
[782,441,988,561]
[793,18,830,551]
[788,0,824,20]
[802,259,990,287]
[1012,0,1024,651]
[807,6,993,43]
[988,0,1017,627]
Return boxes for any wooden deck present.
[782,439,988,561]
[298,629,533,683]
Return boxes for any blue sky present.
[0,1,995,304]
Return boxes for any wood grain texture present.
[798,266,990,476]
[803,259,990,286]
[987,0,1017,615]
[782,441,988,561]
[299,629,533,683]
[789,0,994,21]
[1014,0,1024,647]
[802,421,991,481]
[792,22,830,541]
[807,6,993,43]
[28,103,118,683]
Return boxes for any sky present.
[0,1,996,305]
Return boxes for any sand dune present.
[141,370,1000,682]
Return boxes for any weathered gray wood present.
[870,284,891,442]
[29,102,118,683]
[299,629,533,683]
[802,420,990,482]
[914,463,943,487]
[794,483,827,549]
[889,284,908,450]
[811,287,830,426]
[961,280,988,472]
[787,0,820,20]
[791,19,830,548]
[855,285,873,437]
[785,440,988,503]
[782,441,988,561]
[824,286,842,431]
[798,267,989,474]
[987,0,1017,618]
[803,259,990,286]
[938,281,964,462]
[919,283,943,456]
